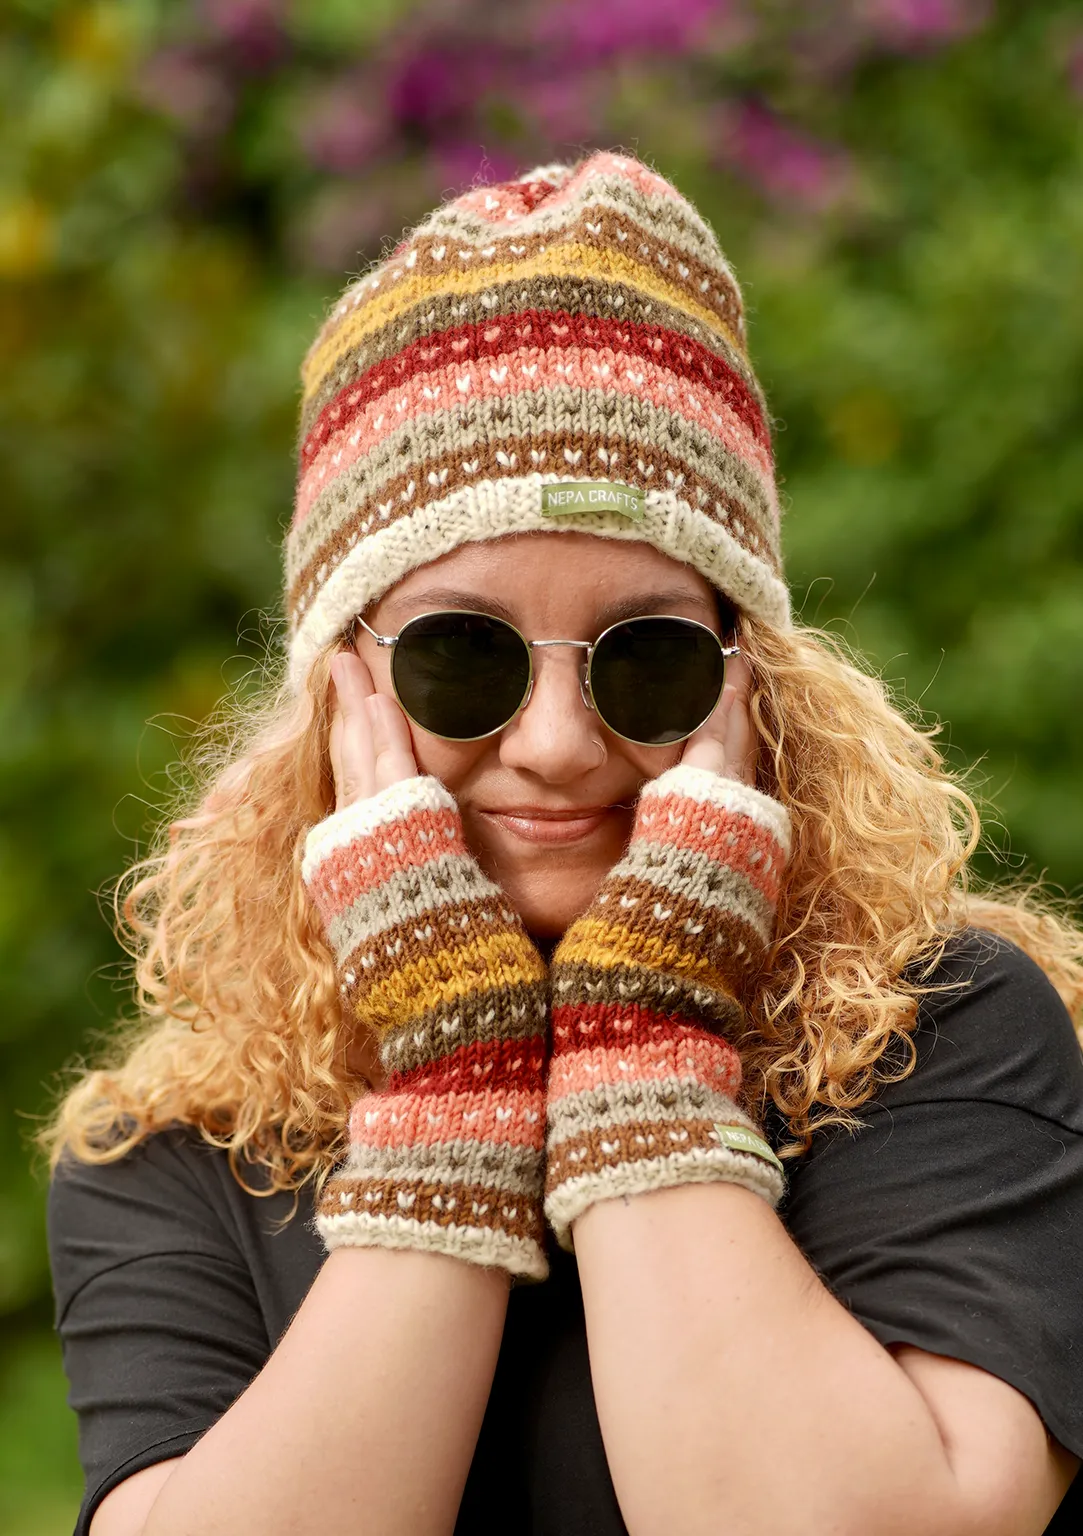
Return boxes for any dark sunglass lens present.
[591,618,726,744]
[392,613,530,739]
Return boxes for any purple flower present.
[533,0,721,61]
[719,100,853,211]
[863,0,989,49]
[521,76,603,143]
[388,45,496,131]
[288,181,399,271]
[133,47,234,135]
[1067,31,1083,98]
[199,0,287,72]
[431,141,521,195]
[297,80,386,174]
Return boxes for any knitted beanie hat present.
[286,150,788,690]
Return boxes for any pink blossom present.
[719,100,853,211]
[521,76,603,143]
[1068,32,1083,98]
[431,142,521,195]
[288,181,398,271]
[862,0,989,49]
[134,48,233,135]
[199,0,286,71]
[388,46,498,131]
[297,81,386,174]
[533,0,722,60]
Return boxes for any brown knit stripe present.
[552,958,745,1035]
[318,1171,544,1246]
[559,883,768,983]
[342,896,532,1006]
[543,1111,752,1196]
[593,870,772,967]
[288,421,778,607]
[611,846,777,945]
[299,275,761,441]
[290,402,776,592]
[375,979,548,1076]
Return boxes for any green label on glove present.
[712,1124,784,1173]
[540,481,644,522]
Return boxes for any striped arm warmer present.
[544,764,791,1251]
[303,776,549,1281]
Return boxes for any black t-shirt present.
[48,931,1083,1534]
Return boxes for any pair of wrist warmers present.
[302,765,790,1280]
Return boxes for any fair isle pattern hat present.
[286,150,789,689]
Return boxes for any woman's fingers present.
[367,692,420,794]
[330,651,419,809]
[330,652,377,808]
[680,651,757,783]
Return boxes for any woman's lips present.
[479,806,622,844]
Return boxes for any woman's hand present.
[328,651,419,810]
[678,650,756,783]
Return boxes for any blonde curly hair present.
[41,615,1083,1193]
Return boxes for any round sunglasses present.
[349,609,740,746]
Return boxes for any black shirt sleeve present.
[780,930,1083,1464]
[47,1128,317,1534]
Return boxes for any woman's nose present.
[498,647,604,783]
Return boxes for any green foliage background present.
[2,2,1081,1529]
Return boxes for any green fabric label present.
[540,481,644,522]
[712,1124,785,1173]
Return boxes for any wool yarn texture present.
[544,764,790,1251]
[286,149,788,690]
[303,776,550,1281]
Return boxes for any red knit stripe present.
[550,1002,729,1055]
[388,1034,547,1098]
[299,312,768,468]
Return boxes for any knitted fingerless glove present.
[303,776,549,1281]
[545,764,790,1251]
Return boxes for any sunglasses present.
[350,609,741,746]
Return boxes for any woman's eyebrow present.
[380,587,714,627]
[594,590,716,625]
[379,588,520,624]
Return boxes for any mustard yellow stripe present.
[357,932,547,1034]
[555,915,730,988]
[302,242,743,396]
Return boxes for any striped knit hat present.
[287,150,788,690]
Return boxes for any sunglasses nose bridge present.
[525,639,596,718]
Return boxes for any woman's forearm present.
[574,1183,1064,1536]
[140,1248,509,1536]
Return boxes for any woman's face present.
[352,532,729,940]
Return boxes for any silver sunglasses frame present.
[350,609,741,746]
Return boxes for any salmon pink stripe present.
[304,815,468,920]
[294,349,773,526]
[637,797,786,904]
[547,1032,742,1103]
[298,314,768,467]
[349,1088,545,1149]
[389,1035,546,1099]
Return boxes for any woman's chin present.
[498,868,607,944]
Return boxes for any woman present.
[47,152,1083,1535]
